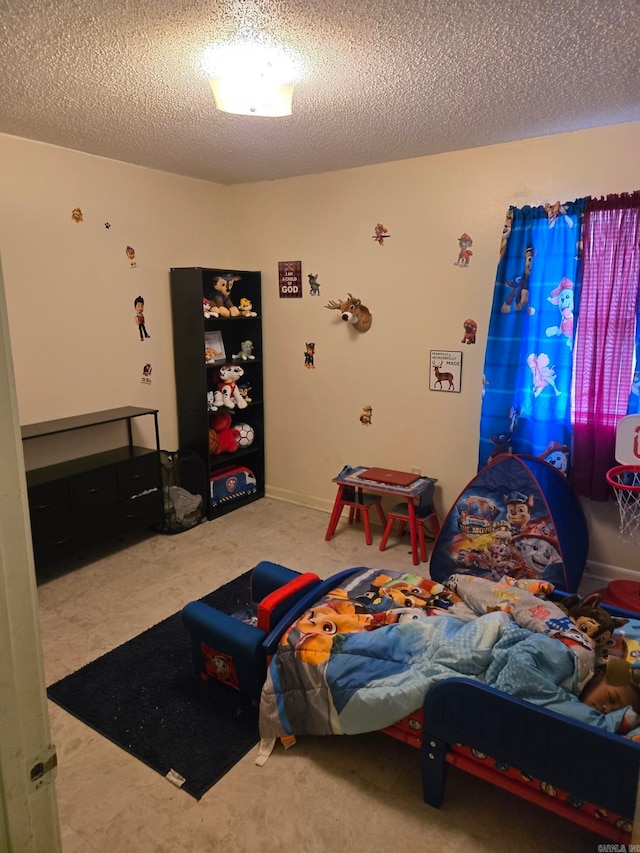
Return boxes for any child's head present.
[580,668,640,714]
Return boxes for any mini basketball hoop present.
[606,464,640,541]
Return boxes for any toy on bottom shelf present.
[214,365,248,409]
[210,411,240,454]
[210,466,257,507]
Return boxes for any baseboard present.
[583,560,640,585]
[265,486,334,515]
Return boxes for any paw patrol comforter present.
[259,569,639,740]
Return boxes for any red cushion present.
[257,572,320,632]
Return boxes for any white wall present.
[226,121,640,571]
[2,123,640,572]
[0,133,231,454]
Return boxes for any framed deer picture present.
[429,350,462,393]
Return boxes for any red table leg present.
[407,499,419,566]
[325,484,346,541]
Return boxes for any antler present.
[325,299,342,311]
[346,292,361,306]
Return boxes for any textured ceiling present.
[2,0,639,185]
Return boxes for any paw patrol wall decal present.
[359,405,373,425]
[134,296,150,341]
[462,319,477,344]
[372,223,389,245]
[325,294,373,333]
[126,245,137,268]
[454,233,473,266]
[308,274,321,296]
[141,364,152,384]
[71,208,83,223]
[304,342,316,369]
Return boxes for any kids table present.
[325,465,437,564]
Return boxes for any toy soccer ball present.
[235,422,255,447]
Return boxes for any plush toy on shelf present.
[211,276,241,318]
[209,411,240,454]
[238,298,257,317]
[214,364,248,409]
[232,340,255,361]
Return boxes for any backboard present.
[614,414,640,464]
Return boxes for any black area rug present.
[47,570,259,799]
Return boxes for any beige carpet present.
[37,498,608,852]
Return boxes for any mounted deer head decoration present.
[324,293,372,333]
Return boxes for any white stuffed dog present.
[214,365,248,409]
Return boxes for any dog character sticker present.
[126,245,137,268]
[454,233,473,267]
[134,296,150,341]
[462,319,477,344]
[71,208,83,223]
[141,364,152,384]
[360,405,373,425]
[373,223,389,245]
[308,274,321,296]
[304,342,316,369]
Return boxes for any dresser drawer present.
[32,512,100,566]
[71,467,118,511]
[28,479,71,529]
[100,490,163,539]
[118,452,161,498]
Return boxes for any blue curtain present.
[478,200,587,474]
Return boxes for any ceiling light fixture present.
[200,40,302,117]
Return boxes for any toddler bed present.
[255,567,640,843]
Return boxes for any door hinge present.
[29,745,57,790]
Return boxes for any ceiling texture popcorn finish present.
[2,0,639,185]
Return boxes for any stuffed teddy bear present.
[211,276,241,318]
[210,411,239,454]
[214,365,248,409]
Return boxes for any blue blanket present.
[259,568,636,739]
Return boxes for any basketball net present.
[606,466,640,542]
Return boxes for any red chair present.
[326,485,387,545]
[379,479,440,564]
